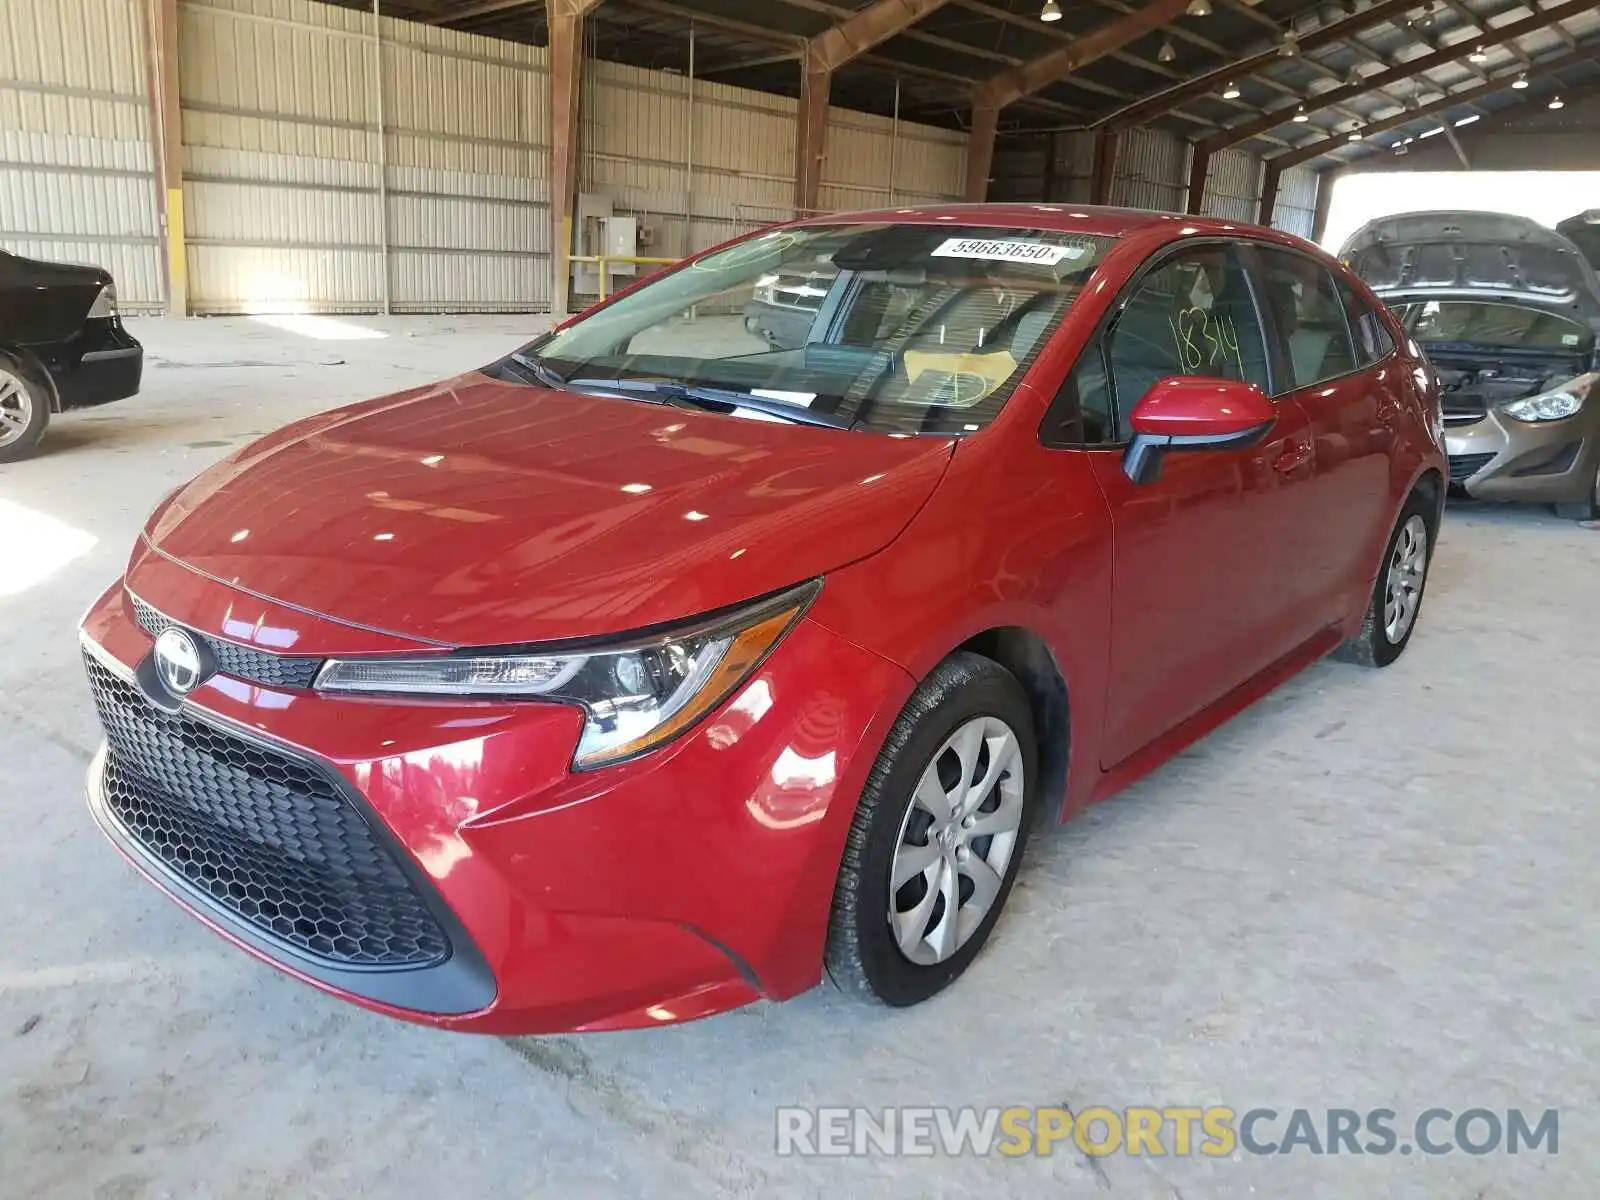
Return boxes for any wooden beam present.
[547,0,605,317]
[1263,47,1600,175]
[1098,0,1418,130]
[1258,159,1282,226]
[974,0,1191,112]
[1091,130,1119,206]
[795,0,952,212]
[143,0,185,315]
[964,103,998,202]
[1185,144,1209,215]
[1199,0,1596,155]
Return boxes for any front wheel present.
[1332,492,1435,668]
[825,653,1038,1007]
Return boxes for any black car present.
[0,250,144,462]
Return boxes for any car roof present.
[792,203,1306,246]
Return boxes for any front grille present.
[86,652,450,969]
[131,595,322,690]
[1449,452,1496,483]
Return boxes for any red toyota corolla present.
[80,206,1446,1033]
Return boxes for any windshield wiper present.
[507,351,569,390]
[566,377,854,430]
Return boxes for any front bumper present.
[39,318,143,410]
[79,572,909,1034]
[1444,408,1599,504]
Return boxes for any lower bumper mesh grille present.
[86,652,449,969]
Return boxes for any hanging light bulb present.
[1293,104,1309,122]
[1040,0,1063,21]
[1345,68,1363,88]
[1279,33,1300,58]
[1348,127,1364,141]
[1158,36,1177,63]
[1187,0,1212,16]
[1468,45,1488,63]
[1221,80,1242,99]
[1511,73,1529,89]
[1549,95,1565,110]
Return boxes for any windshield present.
[1398,300,1592,352]
[522,223,1116,435]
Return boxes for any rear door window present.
[1255,248,1358,391]
[1335,279,1395,365]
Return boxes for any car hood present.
[144,373,956,646]
[1339,210,1600,321]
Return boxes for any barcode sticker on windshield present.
[932,238,1081,265]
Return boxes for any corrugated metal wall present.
[178,0,963,314]
[584,59,963,263]
[1271,165,1319,239]
[1110,127,1188,214]
[180,0,552,313]
[991,126,1322,240]
[0,0,162,310]
[1198,148,1258,223]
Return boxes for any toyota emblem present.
[154,628,205,697]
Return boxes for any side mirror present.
[1122,376,1276,484]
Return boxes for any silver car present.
[1341,211,1600,520]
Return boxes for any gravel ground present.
[1,315,1596,1199]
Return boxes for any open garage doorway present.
[1320,170,1600,252]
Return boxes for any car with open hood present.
[1340,210,1600,519]
[79,206,1444,1033]
[0,248,144,462]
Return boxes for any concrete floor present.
[3,315,1597,1199]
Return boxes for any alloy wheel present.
[0,368,33,448]
[1383,513,1428,643]
[888,715,1025,966]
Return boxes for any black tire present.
[825,652,1039,1007]
[1553,477,1598,521]
[0,354,50,463]
[1332,490,1436,668]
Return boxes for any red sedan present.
[80,206,1446,1033]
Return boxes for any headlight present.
[1500,373,1595,422]
[314,581,819,769]
[86,283,118,319]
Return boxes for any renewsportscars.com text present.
[775,1106,1559,1158]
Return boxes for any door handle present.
[1273,441,1312,474]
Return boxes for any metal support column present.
[143,0,186,316]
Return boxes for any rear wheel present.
[1332,492,1435,668]
[0,357,49,463]
[825,653,1038,1007]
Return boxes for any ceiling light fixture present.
[1512,73,1529,89]
[1221,79,1242,99]
[1394,141,1409,154]
[1453,113,1480,127]
[1468,45,1488,63]
[1040,0,1063,21]
[1346,68,1363,88]
[1293,104,1309,122]
[1348,127,1364,141]
[1158,36,1177,63]
[1187,0,1212,15]
[1279,33,1300,57]
[1549,95,1565,109]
